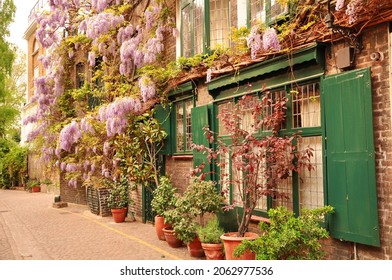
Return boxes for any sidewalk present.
[0,189,202,260]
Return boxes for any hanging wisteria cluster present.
[246,26,281,60]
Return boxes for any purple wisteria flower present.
[247,25,262,60]
[59,121,82,152]
[263,28,281,52]
[335,0,345,11]
[139,75,156,102]
[346,0,362,25]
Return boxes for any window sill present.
[250,215,270,225]
[172,155,193,160]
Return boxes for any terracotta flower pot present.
[162,227,183,248]
[111,208,127,223]
[201,243,225,260]
[32,186,41,192]
[220,232,259,260]
[155,215,169,241]
[187,236,205,258]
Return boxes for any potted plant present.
[106,176,131,223]
[27,179,41,192]
[196,216,225,260]
[166,178,224,257]
[192,95,314,259]
[161,208,184,248]
[234,206,334,260]
[151,176,178,240]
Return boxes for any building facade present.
[22,0,392,259]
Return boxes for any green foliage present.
[163,178,224,243]
[196,216,225,244]
[234,206,334,260]
[106,175,132,209]
[0,139,27,188]
[26,179,40,190]
[151,176,178,216]
[114,110,167,189]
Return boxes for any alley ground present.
[0,189,200,260]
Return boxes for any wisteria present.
[247,26,281,59]
[59,121,82,153]
[98,97,142,136]
[335,0,345,11]
[247,25,263,60]
[139,76,156,102]
[346,0,363,25]
[263,28,281,52]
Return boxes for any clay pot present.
[201,243,225,260]
[162,227,183,248]
[111,208,127,223]
[187,236,205,258]
[154,215,169,241]
[32,186,41,192]
[220,232,259,260]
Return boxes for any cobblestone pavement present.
[0,189,202,260]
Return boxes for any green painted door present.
[322,67,380,247]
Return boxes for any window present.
[216,81,323,215]
[180,0,230,57]
[249,0,289,26]
[76,62,85,88]
[175,99,193,153]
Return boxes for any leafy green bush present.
[196,216,225,244]
[234,206,334,260]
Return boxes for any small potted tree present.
[106,176,131,223]
[192,95,314,259]
[151,176,178,240]
[196,216,225,260]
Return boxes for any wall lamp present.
[325,0,363,52]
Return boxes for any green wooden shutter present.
[322,67,380,247]
[191,105,212,180]
[155,104,172,155]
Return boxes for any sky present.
[7,0,35,52]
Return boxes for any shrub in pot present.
[107,176,131,223]
[151,176,178,240]
[27,179,41,192]
[196,216,225,260]
[165,178,224,257]
[234,206,334,260]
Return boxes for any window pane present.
[298,136,324,210]
[218,101,234,136]
[182,4,192,57]
[263,89,286,130]
[272,176,293,211]
[185,100,193,151]
[270,0,288,21]
[292,83,321,128]
[176,102,185,151]
[240,95,259,133]
[210,0,230,49]
[250,0,266,24]
[219,151,231,204]
[194,0,204,54]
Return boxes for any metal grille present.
[210,0,230,49]
[292,82,321,128]
[298,136,324,210]
[181,4,191,57]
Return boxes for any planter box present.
[86,186,111,217]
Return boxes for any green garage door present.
[322,68,380,247]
